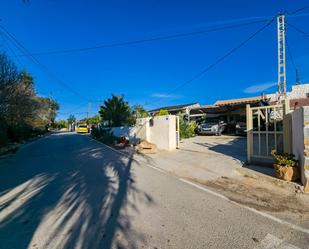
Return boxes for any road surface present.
[0,133,308,249]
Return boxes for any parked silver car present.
[197,121,226,136]
[235,122,247,136]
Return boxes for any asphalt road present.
[0,133,308,249]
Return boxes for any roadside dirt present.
[187,175,309,216]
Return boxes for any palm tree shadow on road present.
[0,133,154,249]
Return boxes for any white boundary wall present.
[292,107,309,192]
[111,115,178,150]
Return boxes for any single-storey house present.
[150,83,309,133]
[189,83,309,123]
[149,102,200,116]
[189,95,269,123]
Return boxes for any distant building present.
[189,83,309,124]
[189,95,268,123]
[149,83,309,134]
[149,103,200,116]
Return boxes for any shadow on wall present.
[0,133,154,249]
[194,137,247,162]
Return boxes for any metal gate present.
[246,99,291,164]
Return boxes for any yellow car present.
[76,123,88,133]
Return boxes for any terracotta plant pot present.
[273,164,299,182]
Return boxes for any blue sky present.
[1,0,309,120]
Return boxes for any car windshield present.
[79,125,87,128]
[202,122,217,127]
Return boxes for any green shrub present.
[156,109,169,116]
[6,125,47,143]
[179,116,197,139]
[91,126,118,145]
[53,120,68,129]
[271,150,298,167]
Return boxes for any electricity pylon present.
[277,14,287,97]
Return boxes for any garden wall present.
[111,115,178,151]
[292,107,309,192]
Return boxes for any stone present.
[136,140,157,154]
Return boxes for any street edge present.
[88,134,309,235]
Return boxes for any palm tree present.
[99,95,132,127]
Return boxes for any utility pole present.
[98,99,102,112]
[87,102,91,119]
[277,14,287,98]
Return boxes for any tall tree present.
[85,115,101,125]
[8,71,37,127]
[132,105,149,118]
[0,53,60,144]
[0,53,19,118]
[33,97,59,128]
[99,95,132,127]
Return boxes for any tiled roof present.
[190,105,220,110]
[214,96,268,106]
[149,103,199,112]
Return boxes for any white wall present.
[288,84,309,99]
[148,115,177,151]
[135,117,151,141]
[291,106,309,192]
[110,126,136,144]
[267,83,309,102]
[292,108,305,185]
[110,115,178,150]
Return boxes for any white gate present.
[246,99,291,164]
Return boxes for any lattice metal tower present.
[277,14,287,96]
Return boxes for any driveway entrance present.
[145,135,247,181]
[183,135,247,162]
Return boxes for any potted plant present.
[271,150,299,182]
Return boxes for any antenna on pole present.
[277,14,287,99]
[295,69,301,85]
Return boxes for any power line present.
[12,5,309,59]
[0,34,24,68]
[289,4,309,15]
[0,25,89,101]
[285,39,297,71]
[58,102,89,116]
[285,22,309,44]
[15,19,271,57]
[0,47,57,125]
[144,18,275,107]
[286,38,302,84]
[286,22,309,36]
